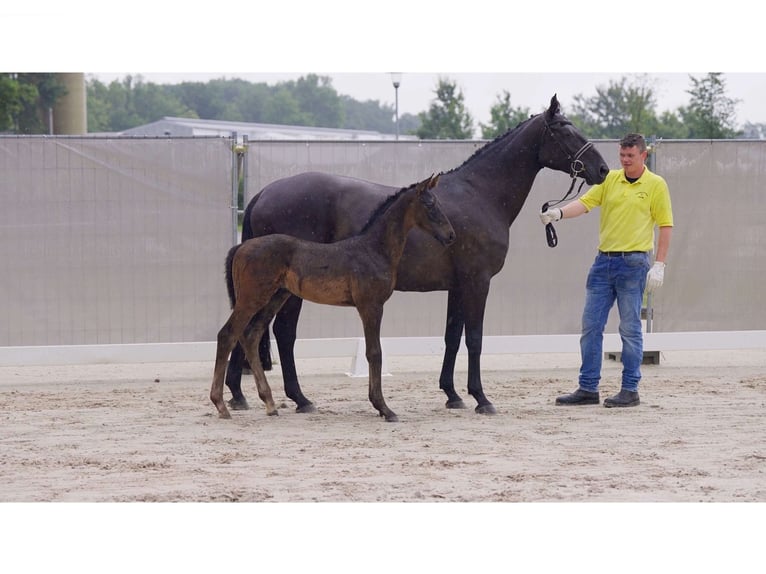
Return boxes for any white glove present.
[646,262,665,293]
[540,208,562,225]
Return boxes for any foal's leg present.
[240,292,292,417]
[241,323,278,417]
[358,303,397,422]
[211,311,253,419]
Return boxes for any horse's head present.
[538,94,609,185]
[414,174,456,246]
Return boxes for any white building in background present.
[120,116,417,141]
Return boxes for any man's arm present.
[559,200,588,220]
[655,225,672,263]
[539,199,588,224]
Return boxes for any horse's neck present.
[454,119,544,221]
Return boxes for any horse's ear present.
[418,173,438,195]
[546,94,560,119]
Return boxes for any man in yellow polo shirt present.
[539,133,673,407]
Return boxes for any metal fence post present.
[230,132,240,246]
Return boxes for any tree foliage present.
[0,72,750,140]
[678,73,741,138]
[0,73,66,133]
[416,77,475,139]
[479,90,531,139]
[567,75,660,138]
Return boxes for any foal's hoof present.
[228,397,250,411]
[475,403,497,415]
[296,402,317,414]
[218,410,232,420]
[267,410,279,417]
[446,399,467,410]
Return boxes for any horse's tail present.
[224,243,243,310]
[240,191,258,242]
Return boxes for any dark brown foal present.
[210,173,455,422]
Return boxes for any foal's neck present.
[360,190,417,265]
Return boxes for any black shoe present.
[603,389,640,408]
[555,388,600,406]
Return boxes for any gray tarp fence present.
[0,137,233,347]
[1,136,764,354]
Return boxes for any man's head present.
[620,133,647,153]
[619,133,648,178]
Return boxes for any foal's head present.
[413,173,455,246]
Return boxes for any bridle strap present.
[541,119,591,248]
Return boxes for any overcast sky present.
[7,1,766,127]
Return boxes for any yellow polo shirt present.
[579,167,673,252]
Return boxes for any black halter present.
[541,118,593,247]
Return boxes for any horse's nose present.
[599,163,609,180]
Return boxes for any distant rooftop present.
[119,117,417,141]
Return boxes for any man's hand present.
[646,262,665,293]
[540,207,562,225]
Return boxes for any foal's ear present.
[427,173,440,190]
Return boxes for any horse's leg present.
[438,289,467,409]
[257,330,273,371]
[224,341,249,410]
[358,303,397,422]
[211,312,252,419]
[461,282,496,415]
[273,295,316,413]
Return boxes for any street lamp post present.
[390,72,402,140]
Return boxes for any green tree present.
[0,73,66,133]
[340,96,397,132]
[679,73,740,138]
[479,90,530,139]
[416,77,474,139]
[655,110,689,139]
[568,75,659,139]
[87,76,196,132]
[84,74,415,135]
[287,74,343,127]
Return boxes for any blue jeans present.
[578,252,650,393]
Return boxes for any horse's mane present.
[442,111,543,175]
[359,181,419,235]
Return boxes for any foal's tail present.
[224,243,244,310]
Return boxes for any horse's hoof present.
[385,413,399,422]
[218,410,232,420]
[228,397,250,411]
[267,410,279,417]
[296,402,317,414]
[475,403,497,415]
[446,399,467,409]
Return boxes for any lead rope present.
[542,178,586,247]
[541,139,592,248]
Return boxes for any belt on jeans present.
[599,251,646,257]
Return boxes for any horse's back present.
[246,172,395,243]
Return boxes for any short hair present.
[619,133,647,152]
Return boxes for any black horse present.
[225,94,608,415]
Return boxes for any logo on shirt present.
[636,191,648,200]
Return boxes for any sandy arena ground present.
[1,349,764,504]
[3,349,763,572]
